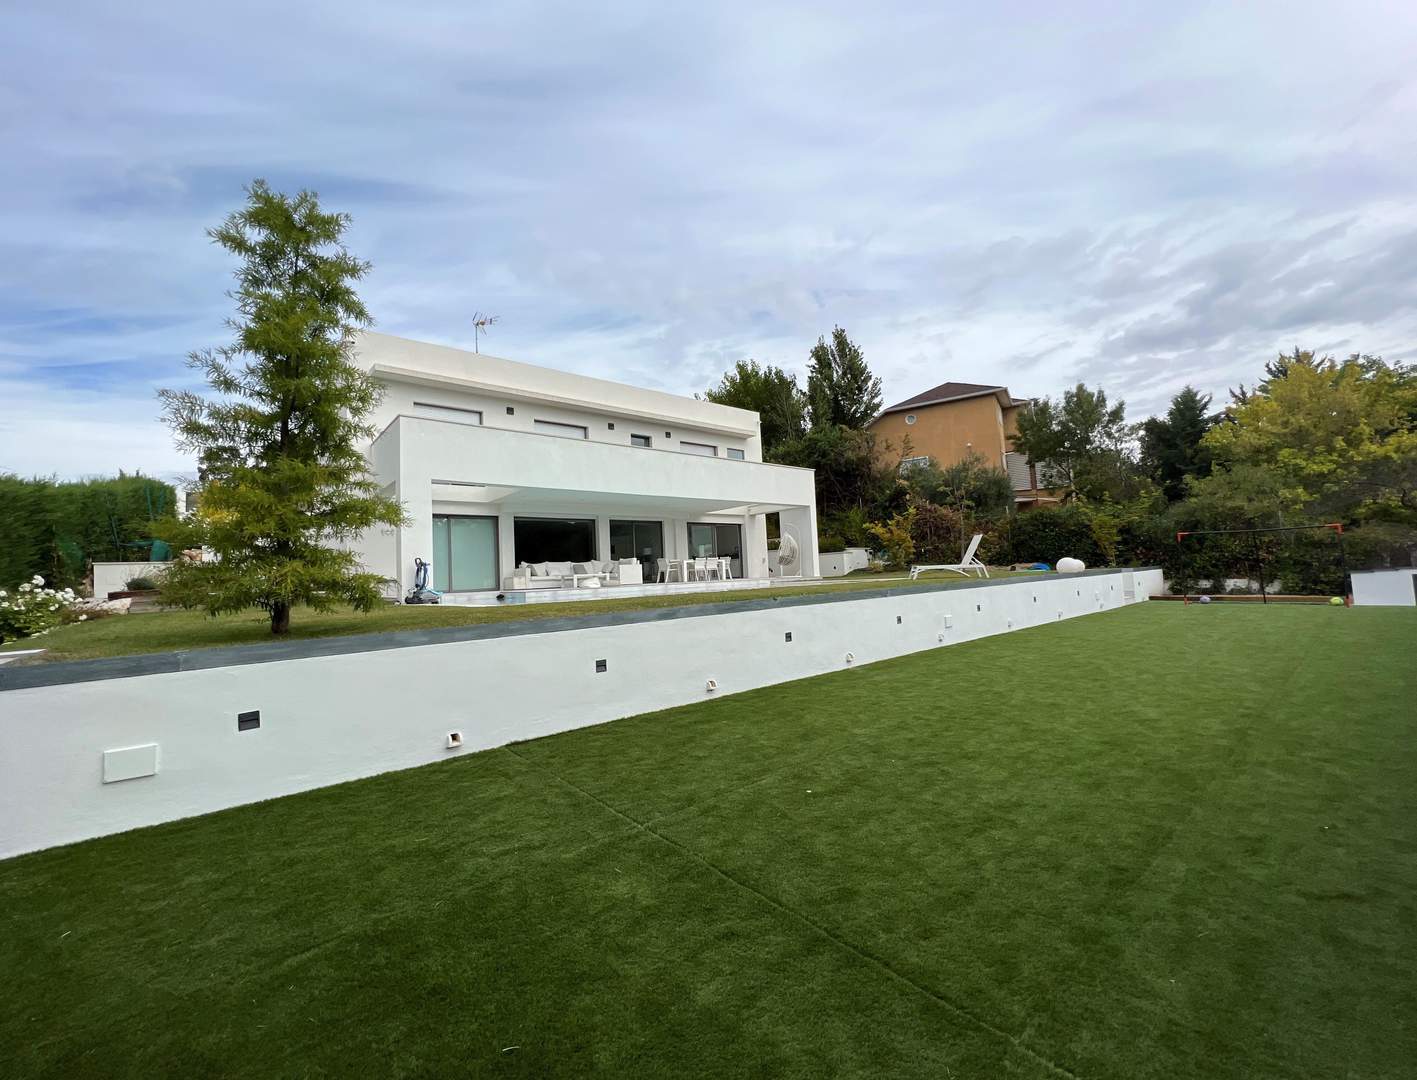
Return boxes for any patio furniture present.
[657,557,684,583]
[718,557,733,580]
[909,533,989,580]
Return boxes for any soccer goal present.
[1173,523,1350,604]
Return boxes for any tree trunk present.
[271,601,291,635]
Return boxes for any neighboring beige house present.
[868,380,1060,508]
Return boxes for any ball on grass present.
[1057,556,1086,573]
[1330,596,1344,606]
[1197,595,1212,604]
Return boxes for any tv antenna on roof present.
[472,311,499,353]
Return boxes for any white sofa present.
[508,559,640,590]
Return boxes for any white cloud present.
[3,1,1417,476]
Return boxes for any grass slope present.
[0,572,1032,664]
[2,604,1414,1078]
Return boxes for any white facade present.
[350,332,820,594]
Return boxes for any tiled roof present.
[880,381,1013,415]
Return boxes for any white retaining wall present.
[0,569,1161,859]
[1351,568,1417,607]
[818,547,871,577]
[92,561,171,598]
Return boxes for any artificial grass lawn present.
[0,572,1032,664]
[3,604,1414,1078]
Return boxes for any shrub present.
[819,507,873,548]
[1013,506,1104,566]
[124,576,159,591]
[818,534,847,554]
[866,509,916,569]
[0,575,84,644]
[909,500,970,564]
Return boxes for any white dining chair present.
[718,557,733,580]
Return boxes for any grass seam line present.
[501,745,1084,1080]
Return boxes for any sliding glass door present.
[431,515,499,592]
[687,522,743,578]
[609,520,664,571]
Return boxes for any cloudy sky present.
[4,1,1416,480]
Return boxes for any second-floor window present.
[414,401,483,425]
[680,441,717,457]
[899,455,931,473]
[630,433,653,448]
[534,419,589,440]
[726,448,745,460]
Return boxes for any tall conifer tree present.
[159,181,405,634]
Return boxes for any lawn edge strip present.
[501,745,1085,1080]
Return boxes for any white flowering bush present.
[0,575,84,643]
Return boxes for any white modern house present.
[350,332,820,600]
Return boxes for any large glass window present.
[431,515,498,592]
[726,447,745,460]
[630,433,653,448]
[514,517,596,564]
[610,519,664,567]
[687,522,744,577]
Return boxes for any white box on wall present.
[102,744,159,783]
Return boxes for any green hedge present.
[0,474,178,591]
[989,502,1411,594]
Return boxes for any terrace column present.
[497,513,516,583]
[595,516,612,564]
[396,425,435,595]
[742,512,770,580]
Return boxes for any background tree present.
[1139,385,1218,501]
[772,424,899,530]
[1228,346,1322,405]
[1010,383,1139,502]
[806,327,882,429]
[1200,350,1417,523]
[158,181,406,635]
[702,359,806,457]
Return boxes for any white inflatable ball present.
[1197,594,1212,604]
[1056,557,1086,573]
